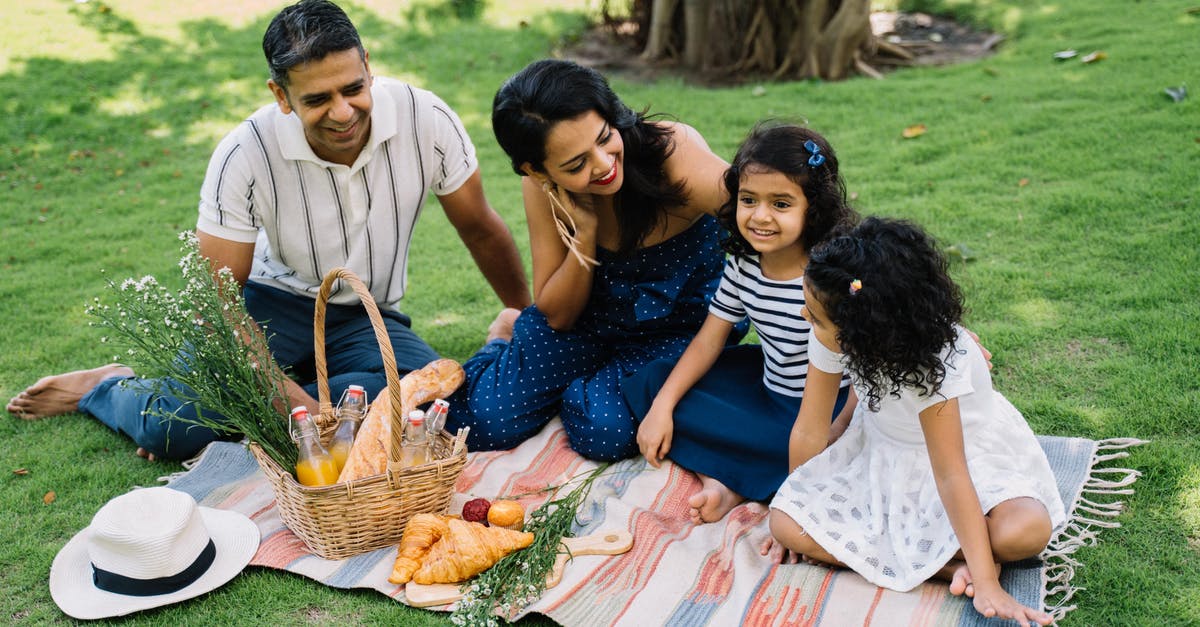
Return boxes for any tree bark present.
[635,0,880,81]
[681,0,713,69]
[639,0,679,61]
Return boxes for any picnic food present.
[486,500,525,530]
[388,513,450,585]
[461,498,492,525]
[337,359,465,482]
[412,517,534,584]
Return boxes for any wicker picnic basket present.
[248,267,468,560]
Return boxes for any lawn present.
[1,0,1196,624]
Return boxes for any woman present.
[446,59,742,460]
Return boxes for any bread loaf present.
[336,358,465,482]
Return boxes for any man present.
[6,0,530,460]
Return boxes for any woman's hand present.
[546,183,599,240]
[637,404,675,468]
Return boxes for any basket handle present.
[313,268,405,463]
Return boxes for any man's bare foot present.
[136,447,158,462]
[687,474,745,524]
[6,364,133,419]
[486,308,521,343]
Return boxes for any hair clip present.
[804,139,826,167]
[848,278,862,295]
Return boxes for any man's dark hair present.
[263,0,364,90]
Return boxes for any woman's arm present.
[638,314,734,467]
[522,177,598,330]
[787,367,843,470]
[921,399,1048,625]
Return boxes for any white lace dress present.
[770,326,1066,591]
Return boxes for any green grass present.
[1,0,1196,624]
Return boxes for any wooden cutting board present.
[404,529,633,608]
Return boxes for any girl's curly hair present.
[805,217,964,411]
[718,123,858,258]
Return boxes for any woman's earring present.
[542,181,598,268]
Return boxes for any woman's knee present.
[560,385,637,461]
[987,497,1053,562]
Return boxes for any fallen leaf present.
[1164,85,1187,102]
[43,491,56,505]
[902,124,927,139]
[1081,50,1107,64]
[1019,178,1030,187]
[1053,49,1077,61]
[12,468,29,475]
[980,94,992,102]
[945,243,976,263]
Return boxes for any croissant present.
[338,358,465,482]
[411,518,535,584]
[387,513,451,585]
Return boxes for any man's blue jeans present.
[78,282,439,459]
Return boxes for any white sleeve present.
[195,127,260,243]
[914,330,976,411]
[427,93,478,196]
[806,330,847,375]
[707,259,747,323]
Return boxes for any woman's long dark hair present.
[718,123,858,258]
[805,217,964,411]
[492,59,686,255]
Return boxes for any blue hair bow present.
[804,139,826,167]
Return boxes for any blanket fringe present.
[1041,437,1147,622]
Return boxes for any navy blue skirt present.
[621,344,848,501]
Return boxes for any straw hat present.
[49,486,259,620]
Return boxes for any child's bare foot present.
[687,475,745,524]
[948,561,975,598]
[6,364,133,419]
[485,308,521,343]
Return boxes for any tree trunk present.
[635,0,880,81]
[681,0,713,69]
[639,0,679,61]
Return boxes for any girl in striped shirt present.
[623,123,859,523]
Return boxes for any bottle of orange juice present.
[329,385,367,472]
[290,406,339,487]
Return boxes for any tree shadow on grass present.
[0,0,579,339]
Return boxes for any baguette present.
[336,358,465,482]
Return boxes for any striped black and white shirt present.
[709,255,850,396]
[196,77,477,308]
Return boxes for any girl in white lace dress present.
[769,217,1065,627]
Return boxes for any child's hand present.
[970,580,1053,627]
[637,407,674,468]
[963,327,993,370]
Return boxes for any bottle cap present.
[290,406,309,420]
[407,410,425,425]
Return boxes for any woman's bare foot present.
[687,474,745,524]
[486,308,521,343]
[6,364,133,419]
[136,447,159,462]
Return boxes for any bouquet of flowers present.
[86,231,296,467]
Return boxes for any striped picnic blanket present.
[166,419,1142,626]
